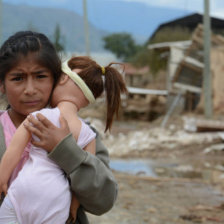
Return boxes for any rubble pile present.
[87,117,223,157]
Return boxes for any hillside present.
[4,0,193,44]
[1,3,109,52]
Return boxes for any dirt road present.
[86,117,224,224]
[88,172,224,224]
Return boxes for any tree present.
[103,33,140,61]
[53,24,65,52]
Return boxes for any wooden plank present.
[127,87,168,96]
[185,118,224,132]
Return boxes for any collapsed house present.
[122,63,168,121]
[150,13,224,41]
[149,24,224,114]
[123,13,224,121]
[124,63,149,87]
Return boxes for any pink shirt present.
[0,111,31,185]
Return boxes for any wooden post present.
[203,0,213,118]
[83,0,90,56]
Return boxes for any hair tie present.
[101,66,105,75]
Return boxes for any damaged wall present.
[197,47,224,113]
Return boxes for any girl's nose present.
[24,79,36,95]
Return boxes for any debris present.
[203,143,224,154]
[103,125,221,157]
[180,214,223,223]
[189,204,215,211]
[183,117,224,132]
[148,207,157,213]
[218,132,224,140]
[215,203,224,210]
[180,214,205,222]
[206,217,223,222]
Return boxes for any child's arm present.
[0,119,31,194]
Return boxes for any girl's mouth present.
[24,100,41,106]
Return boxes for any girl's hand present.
[24,114,70,152]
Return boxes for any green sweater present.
[0,122,118,224]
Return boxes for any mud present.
[86,116,224,224]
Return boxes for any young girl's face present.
[1,54,54,127]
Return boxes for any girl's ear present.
[0,82,5,94]
[59,73,69,85]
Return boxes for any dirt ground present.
[88,172,224,224]
[85,115,224,224]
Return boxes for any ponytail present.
[103,63,127,131]
[68,56,127,132]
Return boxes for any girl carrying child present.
[0,31,118,224]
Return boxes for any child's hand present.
[0,182,8,196]
[0,171,8,196]
[24,114,70,152]
[70,194,80,220]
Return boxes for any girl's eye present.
[12,76,23,81]
[37,74,47,79]
[36,72,50,79]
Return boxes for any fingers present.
[1,192,4,200]
[0,184,8,196]
[36,113,55,128]
[23,121,42,137]
[24,114,45,133]
[27,114,56,129]
[2,184,7,195]
[23,113,70,152]
[27,114,39,127]
[24,114,57,134]
[30,139,44,148]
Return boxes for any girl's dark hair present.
[0,31,61,86]
[68,56,127,132]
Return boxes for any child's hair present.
[68,56,127,132]
[0,31,61,86]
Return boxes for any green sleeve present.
[0,122,6,161]
[0,123,6,205]
[48,128,118,215]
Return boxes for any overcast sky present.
[122,0,224,18]
[5,0,224,18]
[41,0,224,19]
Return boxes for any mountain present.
[1,3,109,52]
[4,0,194,44]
